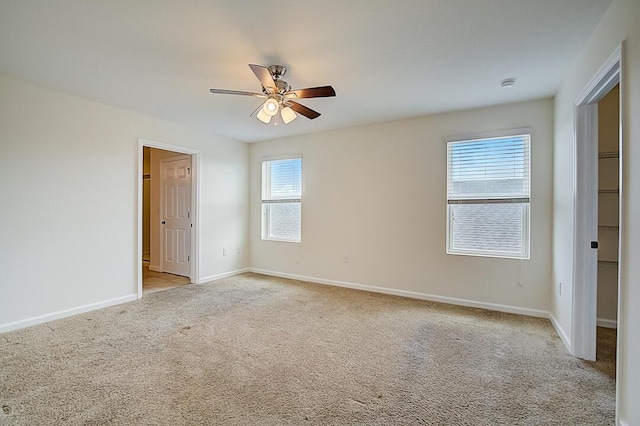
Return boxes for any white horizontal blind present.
[261,157,302,242]
[446,134,530,258]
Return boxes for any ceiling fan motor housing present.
[268,65,286,79]
[263,65,290,94]
[274,79,290,94]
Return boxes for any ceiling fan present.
[210,64,336,125]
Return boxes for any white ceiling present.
[0,0,611,142]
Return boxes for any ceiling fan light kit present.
[280,106,297,124]
[256,108,272,124]
[210,64,336,125]
[262,98,279,116]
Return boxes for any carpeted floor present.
[0,273,615,425]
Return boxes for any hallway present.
[142,263,190,295]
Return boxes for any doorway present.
[572,45,622,363]
[137,139,199,298]
[572,44,624,422]
[595,84,619,370]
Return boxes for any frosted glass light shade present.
[256,108,271,124]
[280,106,297,124]
[262,98,279,116]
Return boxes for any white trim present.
[261,156,303,243]
[615,42,626,425]
[597,317,617,329]
[549,313,572,353]
[572,44,622,362]
[249,268,549,318]
[619,420,629,426]
[575,45,622,105]
[0,294,137,334]
[137,143,144,299]
[572,102,599,361]
[137,139,201,299]
[198,268,251,284]
[445,133,531,260]
[260,153,303,162]
[570,43,626,426]
[444,127,533,144]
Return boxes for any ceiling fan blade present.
[288,101,321,119]
[210,88,266,98]
[249,64,277,93]
[286,86,336,99]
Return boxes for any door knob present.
[161,221,166,225]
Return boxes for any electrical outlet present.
[237,248,241,255]
[344,254,350,264]
[223,248,228,256]
[559,282,562,295]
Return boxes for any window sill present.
[446,250,529,260]
[262,238,301,244]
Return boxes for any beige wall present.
[552,0,640,423]
[250,99,553,313]
[599,85,620,153]
[0,74,249,330]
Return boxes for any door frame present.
[159,154,193,276]
[572,43,622,360]
[137,138,200,298]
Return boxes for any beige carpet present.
[0,273,615,425]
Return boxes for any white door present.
[160,156,192,277]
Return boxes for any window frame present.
[445,131,531,260]
[261,154,302,243]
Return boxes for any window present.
[446,133,531,259]
[261,156,302,242]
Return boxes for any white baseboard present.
[0,267,249,334]
[597,317,617,329]
[249,268,549,318]
[148,264,162,272]
[0,294,138,334]
[619,420,629,426]
[548,313,572,352]
[199,268,251,284]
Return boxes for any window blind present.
[447,135,530,201]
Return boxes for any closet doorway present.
[595,85,620,364]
